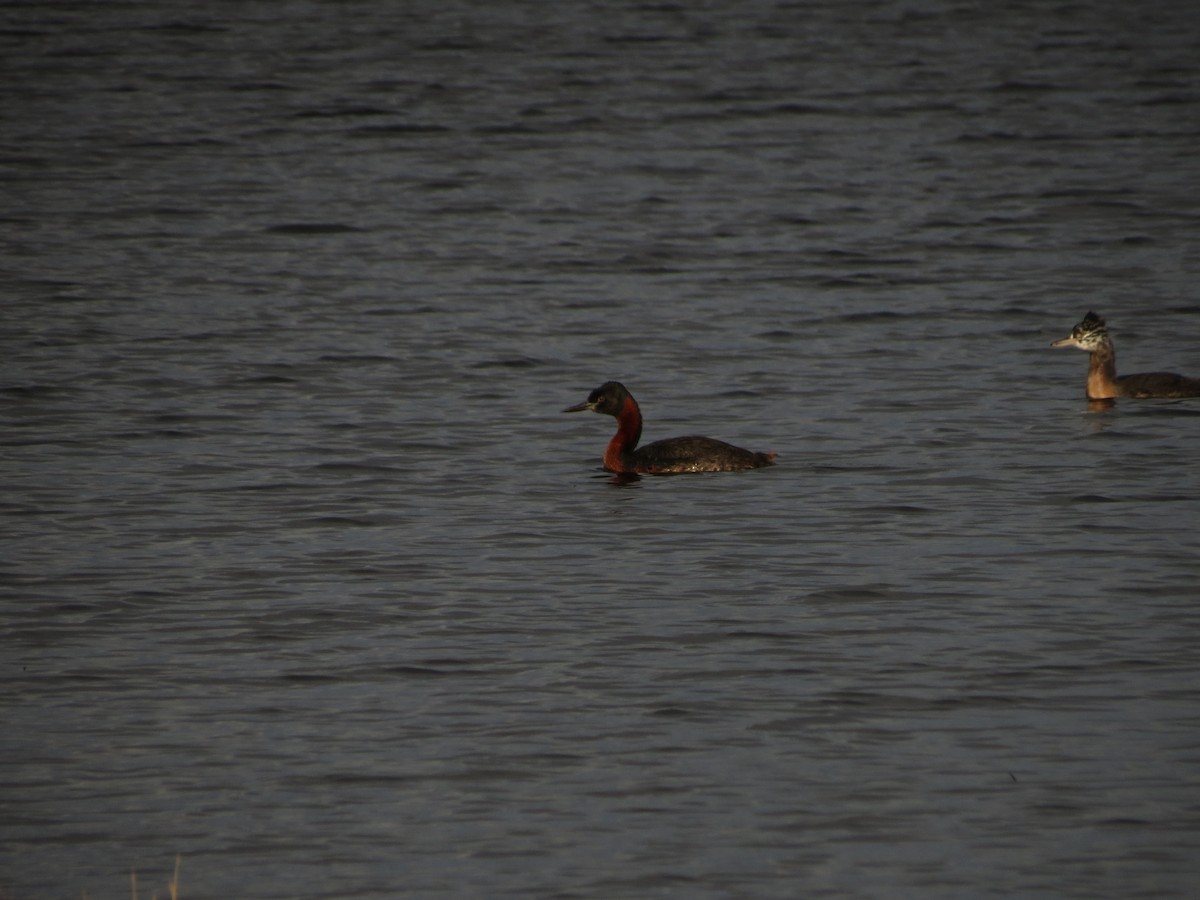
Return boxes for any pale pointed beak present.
[1050,336,1077,348]
[562,400,595,413]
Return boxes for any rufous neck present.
[603,395,643,472]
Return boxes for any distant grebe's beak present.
[1050,335,1077,348]
[562,400,595,413]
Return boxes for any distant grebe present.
[1051,311,1200,400]
[563,381,776,474]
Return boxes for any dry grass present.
[126,855,181,900]
[0,855,181,900]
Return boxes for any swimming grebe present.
[1051,311,1200,400]
[563,381,776,474]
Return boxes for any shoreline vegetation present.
[117,855,181,900]
[68,854,180,900]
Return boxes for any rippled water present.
[4,1,1200,897]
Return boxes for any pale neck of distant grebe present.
[1086,340,1120,400]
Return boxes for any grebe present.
[1051,311,1200,400]
[563,381,776,474]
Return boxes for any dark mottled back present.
[634,436,776,473]
[1118,371,1200,398]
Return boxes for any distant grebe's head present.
[562,381,631,417]
[1051,311,1109,351]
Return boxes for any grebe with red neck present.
[563,381,776,474]
[1051,312,1200,400]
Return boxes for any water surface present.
[3,1,1200,897]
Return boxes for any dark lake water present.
[4,1,1200,897]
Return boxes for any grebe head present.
[562,381,630,417]
[1051,311,1109,351]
